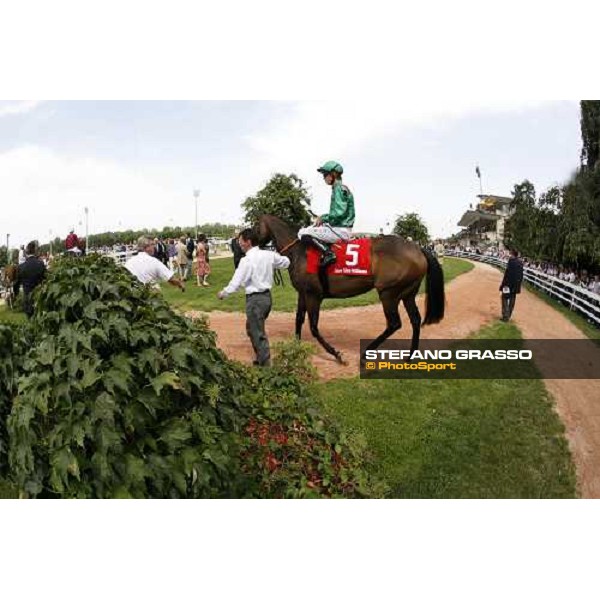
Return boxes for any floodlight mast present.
[193,189,200,239]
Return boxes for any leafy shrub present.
[8,255,251,498]
[0,323,31,477]
[4,256,379,498]
[236,340,384,498]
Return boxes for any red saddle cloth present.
[306,238,372,276]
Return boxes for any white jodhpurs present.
[298,225,352,244]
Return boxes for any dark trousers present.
[501,292,517,321]
[23,291,34,318]
[245,291,272,366]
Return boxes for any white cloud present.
[0,100,43,118]
[243,100,557,236]
[0,145,181,246]
[0,101,576,247]
[246,100,551,171]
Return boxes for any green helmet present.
[317,160,343,175]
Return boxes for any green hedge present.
[1,255,378,498]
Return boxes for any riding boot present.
[301,235,336,267]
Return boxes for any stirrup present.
[320,251,336,267]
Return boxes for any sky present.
[0,100,582,247]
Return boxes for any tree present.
[535,186,563,263]
[504,180,538,256]
[242,173,312,229]
[499,102,600,270]
[580,100,600,170]
[556,101,600,269]
[53,223,239,252]
[393,212,429,244]
[560,170,600,268]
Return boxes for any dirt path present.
[511,283,600,499]
[193,261,501,378]
[189,260,600,497]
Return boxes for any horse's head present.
[256,215,298,251]
[257,215,273,247]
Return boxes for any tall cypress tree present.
[504,102,600,269]
[580,100,600,170]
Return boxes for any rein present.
[278,238,299,255]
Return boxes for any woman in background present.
[196,233,211,287]
[176,237,188,280]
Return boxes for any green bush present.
[237,340,385,498]
[7,255,255,498]
[0,323,31,477]
[3,256,377,498]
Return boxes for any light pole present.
[193,189,200,240]
[84,207,89,254]
[49,229,53,256]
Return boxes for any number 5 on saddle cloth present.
[305,238,372,276]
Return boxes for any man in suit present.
[153,237,168,266]
[185,234,195,280]
[500,249,524,322]
[15,241,47,318]
[230,229,244,269]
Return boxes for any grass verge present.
[0,305,26,325]
[523,283,600,341]
[313,320,577,498]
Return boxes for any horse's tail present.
[422,248,445,325]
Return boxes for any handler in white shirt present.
[125,236,186,291]
[218,228,290,366]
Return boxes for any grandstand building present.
[456,194,514,249]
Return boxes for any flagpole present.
[476,165,483,195]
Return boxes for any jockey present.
[298,160,355,267]
[65,229,79,251]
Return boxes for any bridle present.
[278,238,299,255]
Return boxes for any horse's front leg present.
[295,293,306,339]
[306,295,347,365]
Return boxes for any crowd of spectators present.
[518,260,600,295]
[445,244,599,294]
[445,243,600,329]
[91,233,214,286]
[1,230,221,316]
[444,244,512,260]
[93,242,137,256]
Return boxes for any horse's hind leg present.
[403,291,422,353]
[363,287,403,357]
[305,295,346,364]
[295,293,306,339]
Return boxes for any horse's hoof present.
[336,354,348,366]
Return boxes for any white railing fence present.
[446,250,600,326]
[108,250,135,265]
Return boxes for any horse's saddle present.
[306,238,372,276]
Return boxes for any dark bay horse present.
[258,215,445,363]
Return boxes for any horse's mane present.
[261,214,300,235]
